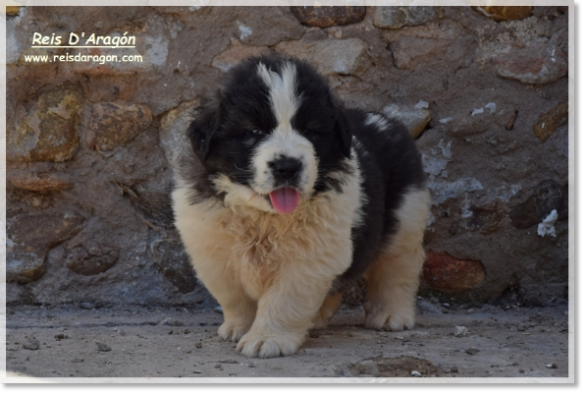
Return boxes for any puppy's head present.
[188,56,352,214]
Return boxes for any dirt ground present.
[4,299,571,382]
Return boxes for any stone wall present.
[5,6,569,308]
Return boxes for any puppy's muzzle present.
[269,156,303,187]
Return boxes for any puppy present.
[172,55,429,358]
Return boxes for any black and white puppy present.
[172,55,429,358]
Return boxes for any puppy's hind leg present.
[311,292,342,329]
[363,187,429,332]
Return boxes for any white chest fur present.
[172,156,364,301]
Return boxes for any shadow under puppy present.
[172,55,429,358]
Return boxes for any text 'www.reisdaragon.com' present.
[23,53,144,65]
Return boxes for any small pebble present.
[546,363,557,369]
[22,337,40,351]
[193,370,202,374]
[214,306,223,314]
[248,363,255,368]
[466,348,480,355]
[519,369,525,373]
[411,370,422,377]
[96,342,111,352]
[195,343,202,348]
[214,364,222,369]
[454,326,468,337]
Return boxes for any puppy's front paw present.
[236,330,302,358]
[218,320,252,342]
[364,304,415,332]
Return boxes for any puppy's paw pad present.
[218,321,251,342]
[365,309,415,332]
[236,333,300,358]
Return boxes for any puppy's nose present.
[269,157,302,181]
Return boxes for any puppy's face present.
[188,56,352,214]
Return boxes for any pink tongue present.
[269,188,300,214]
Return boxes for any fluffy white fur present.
[172,151,365,358]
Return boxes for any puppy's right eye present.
[248,129,263,136]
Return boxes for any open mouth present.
[267,187,300,214]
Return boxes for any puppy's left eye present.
[248,129,263,136]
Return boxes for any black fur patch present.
[333,109,426,292]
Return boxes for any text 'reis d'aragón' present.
[32,32,136,48]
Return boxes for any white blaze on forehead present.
[256,61,300,127]
[251,61,317,202]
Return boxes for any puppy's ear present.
[334,108,352,159]
[187,94,224,162]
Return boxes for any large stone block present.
[212,42,271,72]
[7,88,82,162]
[7,213,86,283]
[7,171,73,193]
[65,244,119,276]
[494,47,568,85]
[383,20,475,70]
[533,101,569,142]
[374,6,439,29]
[88,102,152,151]
[509,180,568,229]
[423,251,486,293]
[291,6,366,28]
[472,6,533,21]
[275,38,367,75]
